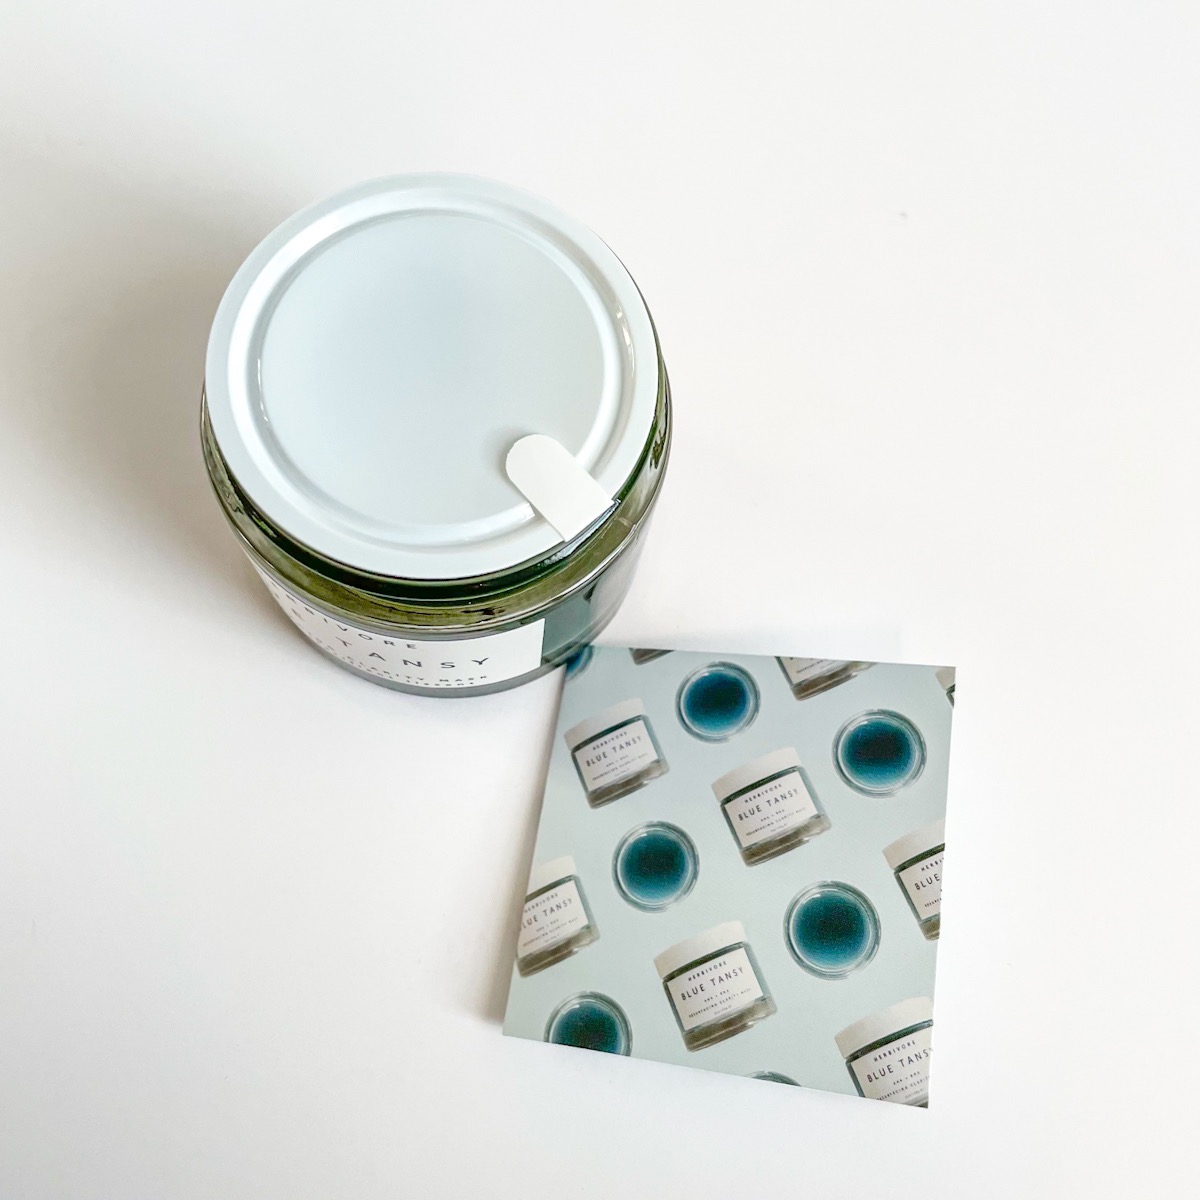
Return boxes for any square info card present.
[503,648,955,1107]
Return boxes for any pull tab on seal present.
[505,435,615,543]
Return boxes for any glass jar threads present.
[676,662,760,742]
[834,997,934,1106]
[883,819,945,941]
[777,657,871,700]
[785,882,881,979]
[545,992,632,1056]
[202,175,671,697]
[612,822,698,911]
[834,709,927,795]
[564,699,669,806]
[654,921,776,1051]
[711,747,830,865]
[516,856,599,977]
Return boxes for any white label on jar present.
[255,569,545,689]
[722,771,820,849]
[898,850,943,918]
[573,719,658,791]
[666,948,765,1032]
[517,879,589,959]
[779,657,846,687]
[849,1025,933,1104]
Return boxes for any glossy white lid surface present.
[835,997,934,1059]
[526,856,578,895]
[205,175,658,579]
[563,698,648,750]
[711,747,803,801]
[882,819,946,870]
[654,921,747,979]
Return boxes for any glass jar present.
[564,699,669,806]
[936,666,956,706]
[612,822,698,911]
[883,819,944,941]
[785,881,881,979]
[654,921,776,1051]
[544,992,632,1056]
[776,657,871,700]
[834,997,934,1106]
[516,855,599,977]
[711,747,830,865]
[202,175,670,697]
[676,662,760,742]
[834,709,927,795]
[749,1071,800,1086]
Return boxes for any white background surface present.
[1,3,1197,1197]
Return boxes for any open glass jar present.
[202,175,671,696]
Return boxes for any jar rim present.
[654,920,746,979]
[204,174,661,581]
[711,747,804,800]
[563,699,647,750]
[526,856,578,895]
[834,996,934,1059]
[882,819,946,870]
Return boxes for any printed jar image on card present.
[503,647,955,1106]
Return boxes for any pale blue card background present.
[502,648,953,1100]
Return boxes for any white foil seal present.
[506,434,615,542]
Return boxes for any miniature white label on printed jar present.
[517,880,589,958]
[849,1026,933,1104]
[666,948,764,1032]
[256,569,545,689]
[897,850,943,918]
[778,657,843,686]
[573,720,658,791]
[724,773,820,849]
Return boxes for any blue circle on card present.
[676,662,760,742]
[545,992,631,1055]
[613,822,698,911]
[834,709,926,795]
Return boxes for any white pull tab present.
[505,435,615,542]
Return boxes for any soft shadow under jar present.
[202,175,671,697]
